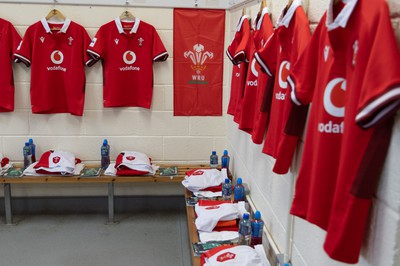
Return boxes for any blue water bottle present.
[250,211,264,246]
[101,139,110,169]
[28,138,36,163]
[210,151,218,168]
[221,150,230,169]
[23,142,32,169]
[222,178,232,201]
[238,213,251,245]
[234,177,245,202]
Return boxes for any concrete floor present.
[0,197,191,266]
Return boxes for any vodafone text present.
[119,66,141,71]
[318,121,344,134]
[275,91,285,100]
[247,79,257,86]
[47,66,67,72]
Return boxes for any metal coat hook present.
[194,0,198,7]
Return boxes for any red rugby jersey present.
[232,11,272,134]
[288,13,346,234]
[14,18,92,116]
[0,18,21,112]
[254,0,310,158]
[87,18,168,109]
[226,15,250,116]
[321,0,400,263]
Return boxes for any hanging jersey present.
[115,151,155,175]
[34,150,76,174]
[14,18,92,116]
[0,18,21,112]
[254,0,310,159]
[226,15,250,116]
[288,12,346,232]
[237,8,273,136]
[321,0,400,263]
[87,18,168,109]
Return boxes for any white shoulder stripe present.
[288,76,302,106]
[254,52,272,77]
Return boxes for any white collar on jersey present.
[326,0,358,31]
[277,0,302,28]
[41,17,71,33]
[256,7,270,30]
[235,15,250,32]
[115,17,141,34]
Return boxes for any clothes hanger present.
[45,9,66,22]
[259,0,267,13]
[119,0,135,30]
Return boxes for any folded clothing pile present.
[104,151,157,176]
[0,153,11,175]
[24,150,83,176]
[195,199,247,233]
[201,245,270,266]
[182,168,227,192]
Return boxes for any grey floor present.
[0,197,191,266]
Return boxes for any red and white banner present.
[173,9,225,116]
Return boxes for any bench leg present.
[4,183,14,225]
[107,183,118,224]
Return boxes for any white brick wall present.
[228,1,400,266]
[0,1,399,265]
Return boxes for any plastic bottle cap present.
[103,139,108,145]
[212,151,216,155]
[237,177,242,185]
[243,213,250,219]
[254,211,261,220]
[224,178,230,183]
[223,150,228,155]
[25,142,30,146]
[29,138,33,144]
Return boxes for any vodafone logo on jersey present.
[51,50,64,64]
[205,206,220,210]
[126,156,136,161]
[192,170,204,176]
[47,50,67,72]
[120,50,140,71]
[123,51,136,65]
[278,61,290,89]
[323,78,346,117]
[319,78,346,134]
[216,252,236,262]
[246,58,259,87]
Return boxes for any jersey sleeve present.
[8,22,21,60]
[355,3,400,128]
[226,16,248,65]
[232,18,251,64]
[152,27,168,62]
[14,25,33,67]
[82,28,95,67]
[86,26,105,64]
[254,32,277,77]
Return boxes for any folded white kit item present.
[182,168,227,192]
[199,231,239,243]
[195,201,247,232]
[23,162,85,176]
[203,245,270,266]
[0,153,12,175]
[115,151,158,175]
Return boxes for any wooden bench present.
[1,164,208,225]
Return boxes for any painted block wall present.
[227,1,400,266]
[0,3,228,196]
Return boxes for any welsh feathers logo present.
[52,156,61,164]
[192,170,204,176]
[184,44,214,84]
[123,51,136,65]
[50,50,64,64]
[216,252,236,262]
[278,61,290,89]
[323,78,346,117]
